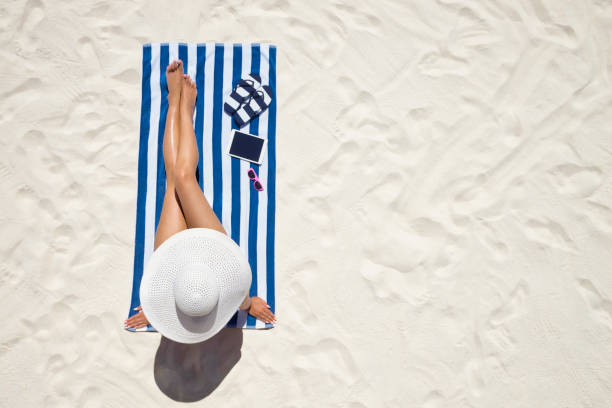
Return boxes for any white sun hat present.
[139,228,252,344]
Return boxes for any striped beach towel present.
[126,42,277,332]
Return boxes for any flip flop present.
[223,73,262,115]
[232,85,273,128]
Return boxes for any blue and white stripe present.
[127,42,277,332]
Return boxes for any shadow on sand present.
[153,327,244,401]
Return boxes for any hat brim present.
[140,228,252,344]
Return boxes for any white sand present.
[2,0,612,406]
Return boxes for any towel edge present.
[142,42,277,49]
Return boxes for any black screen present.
[229,131,264,162]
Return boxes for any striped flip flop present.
[223,73,262,115]
[232,85,273,128]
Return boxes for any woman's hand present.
[247,296,276,324]
[125,306,150,329]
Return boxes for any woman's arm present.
[239,296,276,323]
[238,295,252,311]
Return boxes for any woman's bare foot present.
[166,60,184,106]
[125,306,149,329]
[180,74,197,119]
[248,296,276,324]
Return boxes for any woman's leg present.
[174,74,226,234]
[154,60,188,250]
[125,60,186,330]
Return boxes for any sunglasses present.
[247,168,264,191]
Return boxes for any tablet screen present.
[229,131,264,162]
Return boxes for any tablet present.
[225,129,267,165]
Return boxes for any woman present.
[125,60,276,330]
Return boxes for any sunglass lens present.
[254,181,262,190]
[248,170,255,179]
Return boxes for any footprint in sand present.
[0,263,20,287]
[359,259,412,303]
[547,164,603,198]
[523,217,578,253]
[577,278,612,330]
[417,51,470,77]
[20,0,44,32]
[292,337,361,387]
[486,280,529,350]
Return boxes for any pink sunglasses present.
[247,168,264,191]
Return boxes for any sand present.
[1,0,612,406]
